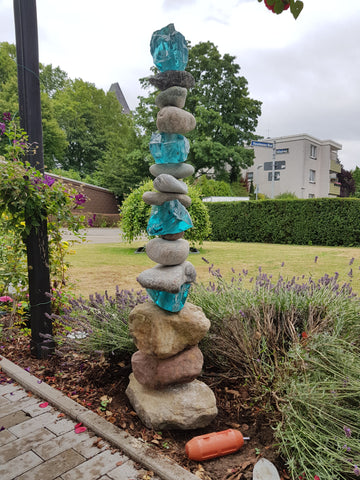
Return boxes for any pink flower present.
[0,296,13,302]
[314,476,320,480]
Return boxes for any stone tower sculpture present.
[126,24,218,430]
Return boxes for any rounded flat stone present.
[161,232,185,241]
[149,70,195,91]
[146,237,189,265]
[142,191,192,208]
[155,86,188,109]
[137,261,196,293]
[157,106,196,135]
[150,163,194,179]
[153,174,188,194]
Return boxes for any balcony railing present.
[330,158,341,173]
[329,183,341,196]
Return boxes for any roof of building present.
[109,82,131,114]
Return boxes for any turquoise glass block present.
[147,283,191,312]
[150,23,188,72]
[149,132,190,164]
[147,200,193,236]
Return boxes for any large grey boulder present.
[126,374,217,430]
[153,173,188,194]
[128,301,210,359]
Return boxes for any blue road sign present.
[251,140,273,148]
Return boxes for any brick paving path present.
[0,356,197,480]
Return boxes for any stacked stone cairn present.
[125,24,218,430]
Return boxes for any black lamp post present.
[13,0,54,358]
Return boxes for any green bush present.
[120,179,211,245]
[206,198,360,246]
[194,175,234,198]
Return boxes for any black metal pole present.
[13,0,54,358]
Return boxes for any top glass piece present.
[150,23,188,72]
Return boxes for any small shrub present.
[120,179,211,245]
[53,287,148,357]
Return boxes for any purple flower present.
[0,122,5,135]
[239,310,245,317]
[349,257,355,265]
[3,112,11,122]
[74,193,86,205]
[354,465,360,476]
[87,214,96,227]
[314,256,318,263]
[43,175,56,187]
[344,426,352,438]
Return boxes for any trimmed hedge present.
[206,198,360,246]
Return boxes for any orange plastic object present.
[185,429,244,461]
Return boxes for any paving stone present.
[107,460,148,479]
[0,450,43,480]
[34,429,95,461]
[0,410,29,428]
[9,411,59,437]
[46,417,77,435]
[4,388,29,402]
[0,396,38,419]
[61,450,128,480]
[0,428,17,446]
[22,400,53,417]
[16,448,85,480]
[0,394,10,406]
[0,427,55,463]
[72,434,111,459]
[0,383,21,395]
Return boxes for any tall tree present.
[338,167,355,197]
[135,42,262,182]
[53,79,137,179]
[0,42,67,165]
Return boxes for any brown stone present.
[131,346,203,389]
[149,70,195,91]
[161,232,185,241]
[128,302,210,359]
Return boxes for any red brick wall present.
[48,174,119,214]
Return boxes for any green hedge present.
[206,198,360,246]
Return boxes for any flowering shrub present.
[0,113,86,298]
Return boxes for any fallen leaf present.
[39,402,48,408]
[57,413,65,418]
[75,426,87,434]
[116,461,123,466]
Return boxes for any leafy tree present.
[135,42,262,182]
[193,175,234,198]
[351,166,360,197]
[338,167,355,198]
[52,79,136,178]
[0,42,68,164]
[39,63,69,98]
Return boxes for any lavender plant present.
[52,287,148,357]
[275,336,360,479]
[189,261,360,393]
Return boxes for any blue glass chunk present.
[149,132,190,164]
[147,283,191,312]
[150,23,188,72]
[147,200,193,236]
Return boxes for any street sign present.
[251,140,273,148]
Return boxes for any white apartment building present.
[242,134,342,199]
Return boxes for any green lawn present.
[66,240,360,298]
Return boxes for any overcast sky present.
[1,0,359,170]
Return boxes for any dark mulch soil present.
[0,328,289,480]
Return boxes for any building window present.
[247,172,254,181]
[309,169,316,183]
[308,194,315,198]
[268,172,280,181]
[310,144,317,159]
